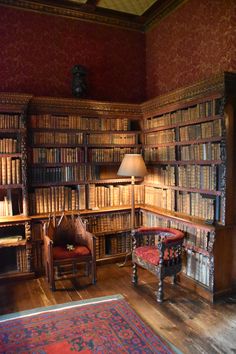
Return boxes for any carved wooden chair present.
[132,226,184,302]
[43,214,96,291]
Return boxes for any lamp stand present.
[131,175,135,230]
[117,176,135,267]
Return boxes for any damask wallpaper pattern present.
[0,6,145,103]
[146,0,236,99]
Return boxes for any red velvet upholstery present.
[134,246,175,266]
[53,246,91,260]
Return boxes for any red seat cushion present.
[134,246,174,266]
[53,245,91,260]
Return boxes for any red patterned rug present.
[0,294,179,353]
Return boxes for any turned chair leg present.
[157,277,164,303]
[132,262,138,284]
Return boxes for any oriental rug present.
[0,294,179,353]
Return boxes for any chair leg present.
[172,274,177,284]
[91,259,96,284]
[132,263,138,284]
[157,277,164,303]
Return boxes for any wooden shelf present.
[143,136,222,148]
[143,114,222,133]
[0,215,31,225]
[147,160,222,165]
[0,184,23,189]
[0,239,27,248]
[144,183,222,196]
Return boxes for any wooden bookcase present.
[27,96,142,269]
[0,72,235,301]
[0,93,33,281]
[140,72,236,301]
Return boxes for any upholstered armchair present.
[43,214,96,291]
[132,227,184,302]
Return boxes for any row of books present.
[144,165,217,191]
[31,166,86,183]
[144,146,176,161]
[31,114,130,131]
[144,186,175,211]
[0,157,21,185]
[145,166,176,186]
[0,197,12,216]
[88,184,144,209]
[85,212,139,234]
[29,185,86,214]
[88,147,140,163]
[179,119,222,141]
[140,210,211,251]
[144,99,218,130]
[0,114,23,129]
[0,138,18,153]
[185,249,210,286]
[32,147,84,163]
[145,129,175,144]
[176,191,216,221]
[16,246,29,272]
[180,142,221,161]
[87,133,137,145]
[178,165,217,190]
[144,143,221,162]
[95,233,131,259]
[32,132,83,145]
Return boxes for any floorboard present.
[0,263,236,354]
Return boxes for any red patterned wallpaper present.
[0,6,145,103]
[146,0,236,99]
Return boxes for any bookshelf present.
[0,93,33,281]
[140,72,236,301]
[28,96,142,269]
[0,72,235,301]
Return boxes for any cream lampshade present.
[117,154,147,230]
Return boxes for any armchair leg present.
[132,263,138,285]
[157,277,164,303]
[91,263,96,284]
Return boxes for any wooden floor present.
[0,263,236,354]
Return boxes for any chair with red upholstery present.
[132,226,184,302]
[43,214,96,291]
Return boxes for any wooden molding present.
[141,72,236,115]
[28,96,141,118]
[0,0,187,32]
[0,92,33,112]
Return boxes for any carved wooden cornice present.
[141,72,236,115]
[29,96,142,118]
[0,0,142,31]
[0,0,187,32]
[1,72,235,116]
[0,92,33,112]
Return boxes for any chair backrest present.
[133,226,184,249]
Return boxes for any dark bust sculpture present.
[71,65,87,98]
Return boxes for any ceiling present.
[0,0,187,31]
